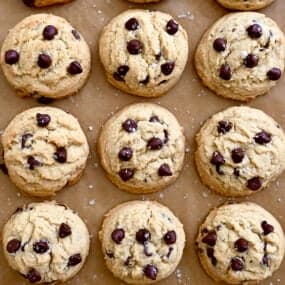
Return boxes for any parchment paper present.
[0,0,285,284]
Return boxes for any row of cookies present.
[2,199,285,284]
[2,9,285,101]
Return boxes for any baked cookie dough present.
[3,201,90,284]
[2,107,89,197]
[99,9,188,97]
[1,14,90,99]
[97,103,185,194]
[99,200,185,284]
[195,106,285,197]
[195,12,285,101]
[23,0,73,7]
[196,202,285,284]
[216,0,275,10]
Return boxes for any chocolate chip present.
[164,230,176,245]
[231,148,245,163]
[219,64,231,80]
[144,244,153,257]
[127,39,143,55]
[36,113,51,127]
[233,168,240,177]
[43,25,58,40]
[213,38,227,52]
[136,229,151,244]
[267,67,282,81]
[231,257,244,271]
[26,268,41,283]
[161,61,175,75]
[0,163,8,175]
[37,53,52,69]
[140,75,149,85]
[217,121,232,134]
[122,119,137,133]
[149,116,160,123]
[67,61,83,75]
[262,254,269,266]
[59,223,72,238]
[244,54,259,68]
[106,250,114,258]
[111,229,125,244]
[262,221,274,235]
[118,147,133,161]
[21,133,33,149]
[27,156,42,170]
[247,176,262,191]
[5,50,19,65]
[72,29,81,40]
[166,19,179,35]
[234,238,249,252]
[247,24,263,39]
[125,18,139,30]
[124,256,132,266]
[166,247,174,258]
[117,65,129,77]
[158,163,173,177]
[147,137,163,150]
[6,239,21,253]
[13,207,23,214]
[254,131,271,144]
[68,253,82,266]
[155,52,162,61]
[206,247,217,266]
[37,97,54,104]
[202,230,217,247]
[119,168,134,181]
[163,130,169,143]
[54,147,67,163]
[33,240,49,254]
[210,151,225,167]
[143,264,158,280]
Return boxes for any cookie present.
[3,201,90,284]
[99,200,185,284]
[1,106,89,197]
[196,202,285,284]
[128,0,160,2]
[195,12,285,101]
[0,14,91,99]
[99,9,188,97]
[216,0,275,10]
[23,0,73,7]
[97,103,185,194]
[195,106,285,197]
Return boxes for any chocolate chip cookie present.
[22,0,74,7]
[195,106,285,197]
[99,9,188,97]
[97,103,185,193]
[2,107,89,197]
[1,14,90,99]
[99,200,185,284]
[3,201,90,284]
[216,0,275,10]
[195,12,285,101]
[196,202,285,284]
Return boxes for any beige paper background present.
[0,0,285,284]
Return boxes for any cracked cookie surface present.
[99,200,185,284]
[99,9,188,97]
[0,14,91,99]
[196,202,285,284]
[97,103,185,194]
[2,106,89,197]
[195,106,285,197]
[3,201,90,284]
[216,0,275,10]
[195,12,285,101]
[22,0,74,7]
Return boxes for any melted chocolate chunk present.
[210,151,225,174]
[67,61,83,75]
[158,163,172,177]
[213,38,227,52]
[161,61,175,75]
[118,147,133,161]
[206,247,217,266]
[247,176,262,191]
[136,229,151,244]
[231,148,245,163]
[219,64,231,80]
[36,113,51,127]
[6,239,21,253]
[149,116,160,123]
[143,264,158,280]
[202,230,217,247]
[262,221,274,235]
[122,119,137,133]
[37,53,52,69]
[164,130,169,143]
[59,223,72,238]
[43,25,58,40]
[166,247,174,258]
[106,250,114,258]
[27,156,42,170]
[127,40,143,55]
[114,65,129,82]
[234,238,249,252]
[155,52,162,61]
[267,67,281,81]
[33,240,49,254]
[166,19,179,35]
[217,121,232,134]
[125,18,139,30]
[164,230,176,245]
[21,133,33,149]
[140,75,149,85]
[26,268,41,283]
[111,229,125,244]
[244,54,259,68]
[119,168,134,181]
[247,24,263,39]
[54,147,67,163]
[231,257,244,271]
[262,254,269,266]
[5,50,19,65]
[233,168,240,177]
[254,131,271,144]
[68,253,82,266]
[72,29,81,40]
[124,256,132,266]
[147,137,163,150]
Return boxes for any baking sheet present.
[0,0,285,284]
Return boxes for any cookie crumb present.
[88,199,96,206]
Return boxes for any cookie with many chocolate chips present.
[1,107,89,197]
[196,202,285,284]
[23,0,73,7]
[99,201,185,284]
[195,12,285,101]
[99,10,188,97]
[216,0,275,10]
[2,201,90,284]
[97,103,185,193]
[195,106,285,197]
[0,14,90,99]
